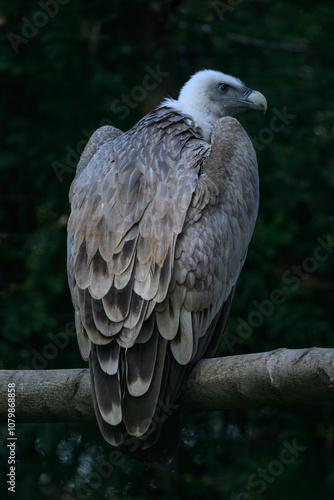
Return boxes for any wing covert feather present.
[67,110,259,459]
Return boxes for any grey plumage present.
[67,69,266,463]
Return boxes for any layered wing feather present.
[67,109,259,462]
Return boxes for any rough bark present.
[0,348,333,423]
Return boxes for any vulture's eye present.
[217,83,229,93]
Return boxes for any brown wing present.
[74,125,123,179]
[67,109,258,463]
[67,108,208,454]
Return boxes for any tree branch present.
[1,348,333,423]
[182,347,334,413]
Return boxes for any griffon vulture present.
[67,69,267,463]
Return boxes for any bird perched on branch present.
[67,69,267,463]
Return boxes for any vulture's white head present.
[164,69,267,142]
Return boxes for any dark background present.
[1,0,334,498]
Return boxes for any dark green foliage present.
[0,0,333,498]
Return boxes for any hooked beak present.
[243,87,268,114]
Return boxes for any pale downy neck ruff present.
[160,98,214,142]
